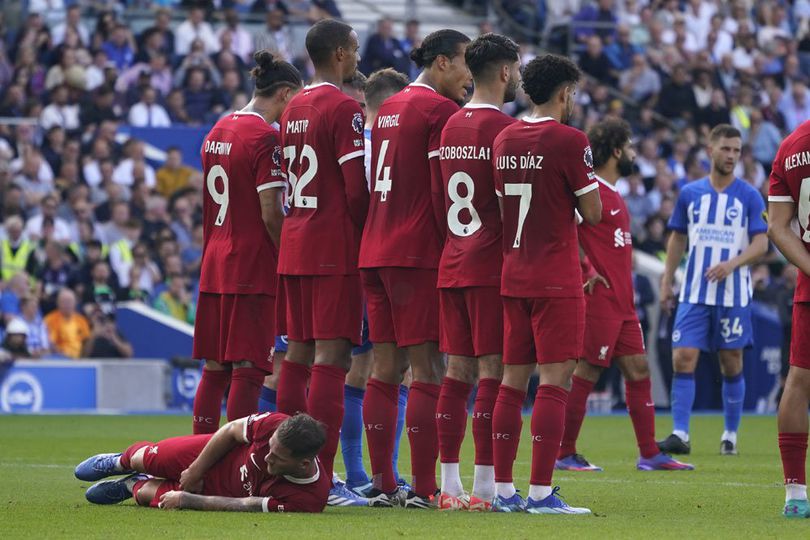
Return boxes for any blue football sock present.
[671,373,695,436]
[341,384,369,486]
[257,387,276,413]
[393,384,409,482]
[722,372,745,433]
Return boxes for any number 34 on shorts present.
[671,303,754,351]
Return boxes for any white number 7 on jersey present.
[374,139,392,201]
[504,183,532,248]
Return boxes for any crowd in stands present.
[0,1,805,373]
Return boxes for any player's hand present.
[705,261,735,283]
[583,274,610,294]
[659,279,675,315]
[179,467,204,493]
[158,490,185,510]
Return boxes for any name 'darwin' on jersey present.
[496,153,545,170]
[203,140,232,155]
[439,146,491,161]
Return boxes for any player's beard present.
[618,153,635,177]
[504,77,519,103]
[713,161,735,176]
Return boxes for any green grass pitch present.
[0,414,805,538]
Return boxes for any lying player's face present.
[442,45,472,103]
[342,32,361,83]
[710,136,741,176]
[264,433,300,476]
[503,60,521,104]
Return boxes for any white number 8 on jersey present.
[447,171,482,237]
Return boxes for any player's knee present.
[574,360,602,383]
[447,356,477,384]
[203,360,227,371]
[619,356,649,381]
[478,355,503,380]
[672,349,698,373]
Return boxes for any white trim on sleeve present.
[495,189,503,197]
[241,418,250,443]
[768,195,795,202]
[338,150,364,165]
[256,181,287,193]
[262,497,271,512]
[427,150,440,159]
[574,182,599,197]
[574,209,583,224]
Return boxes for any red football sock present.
[408,381,441,497]
[307,364,346,478]
[492,384,526,483]
[437,377,473,464]
[226,366,266,421]
[120,441,151,470]
[276,360,310,416]
[559,375,593,458]
[530,384,569,486]
[192,368,230,434]
[779,432,808,486]
[364,377,399,493]
[472,378,500,466]
[626,377,659,459]
[132,479,180,508]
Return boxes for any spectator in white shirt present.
[128,87,172,127]
[25,194,72,244]
[254,9,294,63]
[40,85,81,132]
[52,5,90,46]
[113,139,157,189]
[218,9,253,64]
[175,7,220,56]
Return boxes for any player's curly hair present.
[465,33,519,81]
[521,54,581,106]
[410,29,470,68]
[305,18,354,67]
[251,50,302,97]
[277,414,326,459]
[587,119,632,169]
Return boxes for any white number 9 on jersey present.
[206,164,229,226]
[447,171,482,237]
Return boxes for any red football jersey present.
[359,83,459,269]
[493,117,598,298]
[438,104,515,288]
[579,178,636,317]
[202,412,330,513]
[768,119,810,302]
[278,83,368,276]
[199,112,284,295]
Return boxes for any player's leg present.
[132,478,180,508]
[718,348,744,455]
[778,365,810,517]
[470,354,502,508]
[557,360,603,471]
[191,292,231,434]
[525,298,590,515]
[361,268,405,503]
[342,341,373,494]
[193,360,231,434]
[393,366,410,487]
[227,361,267,421]
[276,276,314,416]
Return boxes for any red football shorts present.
[583,313,646,368]
[790,302,810,369]
[502,296,585,365]
[281,274,363,345]
[193,293,275,372]
[439,286,502,357]
[139,435,211,481]
[361,267,439,347]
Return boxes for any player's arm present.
[334,101,369,229]
[577,188,602,225]
[341,156,369,230]
[704,232,768,282]
[179,417,249,493]
[660,231,687,314]
[158,491,265,512]
[259,187,284,248]
[429,156,446,241]
[768,200,810,276]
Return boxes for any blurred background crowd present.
[0,1,803,400]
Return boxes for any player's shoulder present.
[679,177,710,197]
[732,177,762,197]
[783,120,810,148]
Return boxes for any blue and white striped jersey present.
[668,178,767,307]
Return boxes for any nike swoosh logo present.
[645,401,655,407]
[610,209,621,215]
[249,452,261,470]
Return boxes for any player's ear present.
[500,63,510,84]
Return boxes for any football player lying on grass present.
[74,412,331,513]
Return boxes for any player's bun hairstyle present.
[709,123,742,142]
[251,50,302,97]
[410,29,471,68]
[277,413,327,459]
[465,33,519,81]
[365,68,409,111]
[305,18,354,67]
[521,54,581,106]
[587,119,632,169]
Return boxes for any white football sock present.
[440,462,464,497]
[786,484,808,503]
[495,482,516,499]
[673,430,690,443]
[721,431,737,445]
[528,484,553,501]
[472,465,495,502]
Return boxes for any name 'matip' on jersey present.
[668,177,767,307]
